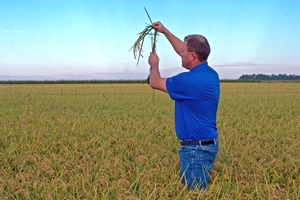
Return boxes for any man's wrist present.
[150,64,158,69]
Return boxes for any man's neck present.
[190,61,207,70]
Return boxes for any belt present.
[180,139,216,146]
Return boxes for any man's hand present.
[152,21,167,34]
[148,51,159,68]
[147,51,167,92]
[146,51,158,84]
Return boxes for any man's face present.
[181,41,191,69]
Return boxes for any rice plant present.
[129,7,158,67]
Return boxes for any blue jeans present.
[178,139,219,190]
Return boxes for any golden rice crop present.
[0,83,299,199]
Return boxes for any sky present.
[1,0,300,80]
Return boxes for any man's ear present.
[190,52,197,61]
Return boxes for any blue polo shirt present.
[166,62,220,140]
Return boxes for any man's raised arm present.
[152,21,183,56]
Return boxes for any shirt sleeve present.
[166,72,193,100]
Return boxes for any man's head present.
[181,34,210,69]
[184,34,210,62]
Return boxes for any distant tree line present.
[1,79,262,84]
[1,75,300,84]
[0,79,148,84]
[239,74,300,81]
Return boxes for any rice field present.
[0,83,299,199]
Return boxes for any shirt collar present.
[190,62,208,71]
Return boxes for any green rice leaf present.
[144,7,153,24]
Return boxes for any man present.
[148,21,220,190]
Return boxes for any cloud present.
[0,29,27,33]
[213,62,300,79]
[213,62,298,68]
[213,62,257,67]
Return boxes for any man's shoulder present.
[192,64,219,78]
[166,71,192,90]
[168,71,190,81]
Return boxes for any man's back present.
[166,62,220,140]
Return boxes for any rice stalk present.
[129,7,158,67]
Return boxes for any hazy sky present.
[1,0,300,80]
